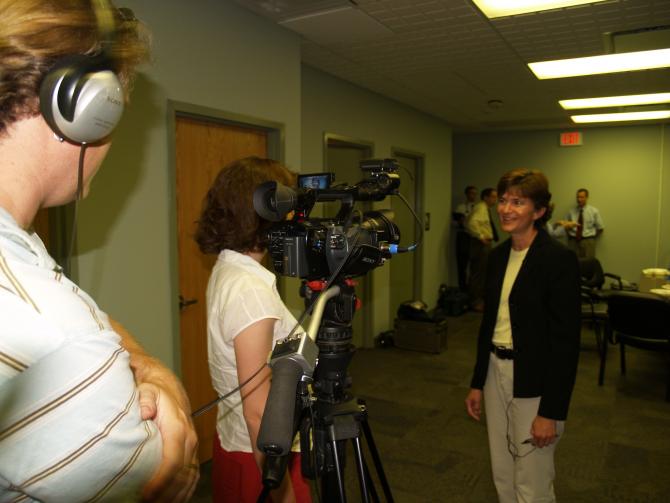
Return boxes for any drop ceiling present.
[233,0,670,132]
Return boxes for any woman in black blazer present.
[465,169,580,502]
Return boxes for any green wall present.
[301,66,453,339]
[453,124,670,284]
[70,0,455,371]
[75,0,301,369]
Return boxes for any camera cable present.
[191,363,267,418]
[388,191,423,254]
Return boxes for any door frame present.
[166,100,284,374]
[323,132,376,347]
[391,147,425,301]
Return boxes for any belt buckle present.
[492,345,514,359]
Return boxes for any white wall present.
[453,124,670,284]
[301,66,453,338]
[75,0,302,369]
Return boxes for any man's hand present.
[110,319,199,502]
[138,383,199,502]
[465,388,483,421]
[557,220,578,230]
[529,415,557,448]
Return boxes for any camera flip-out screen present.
[297,172,334,190]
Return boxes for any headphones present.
[39,0,124,144]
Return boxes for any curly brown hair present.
[0,0,150,136]
[497,168,552,227]
[195,157,297,254]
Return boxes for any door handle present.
[179,295,198,311]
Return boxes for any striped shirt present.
[0,209,161,502]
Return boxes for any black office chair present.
[604,291,670,401]
[579,258,622,384]
[579,257,623,296]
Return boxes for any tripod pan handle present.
[257,358,302,456]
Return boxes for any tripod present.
[299,388,394,502]
[299,282,394,503]
[257,282,394,502]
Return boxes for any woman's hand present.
[529,415,558,448]
[465,388,483,421]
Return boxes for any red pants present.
[212,437,312,502]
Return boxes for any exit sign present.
[560,131,582,146]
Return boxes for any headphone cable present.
[64,144,88,277]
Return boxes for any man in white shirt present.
[559,188,604,259]
[0,1,197,500]
[466,188,499,311]
[453,185,478,291]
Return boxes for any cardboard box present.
[394,318,447,354]
[638,274,669,293]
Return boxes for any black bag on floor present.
[437,284,469,317]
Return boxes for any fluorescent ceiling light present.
[560,92,670,109]
[529,48,670,79]
[571,110,670,123]
[472,0,607,18]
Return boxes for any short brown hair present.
[0,0,150,136]
[195,157,297,254]
[497,169,552,226]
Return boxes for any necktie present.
[488,209,499,242]
[576,209,583,241]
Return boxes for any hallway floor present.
[193,311,670,502]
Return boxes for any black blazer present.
[470,228,581,420]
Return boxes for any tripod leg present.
[328,424,347,503]
[351,437,370,503]
[361,417,394,502]
[361,458,381,503]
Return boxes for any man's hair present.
[497,168,552,227]
[195,157,297,254]
[577,188,589,197]
[464,185,477,195]
[480,188,495,200]
[0,0,151,136]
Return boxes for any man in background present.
[559,188,604,259]
[466,188,499,312]
[453,185,478,292]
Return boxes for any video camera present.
[252,160,415,500]
[253,158,403,280]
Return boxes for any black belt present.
[490,344,516,360]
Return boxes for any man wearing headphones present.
[0,1,198,501]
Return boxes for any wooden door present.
[175,116,268,462]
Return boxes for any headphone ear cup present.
[39,56,124,144]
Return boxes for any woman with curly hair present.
[196,156,312,503]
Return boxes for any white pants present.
[483,353,564,503]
